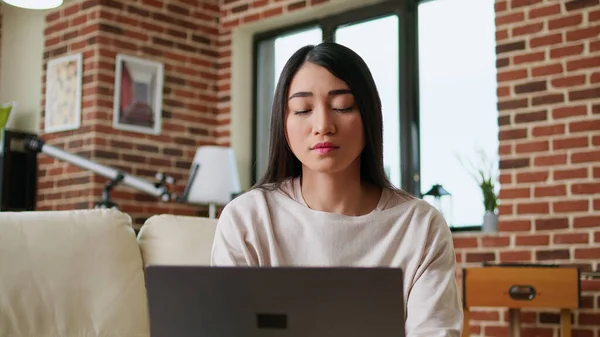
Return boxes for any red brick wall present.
[39,0,220,225]
[453,1,600,336]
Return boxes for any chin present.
[307,166,345,174]
[303,159,358,175]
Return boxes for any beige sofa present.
[0,209,217,337]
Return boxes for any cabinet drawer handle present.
[508,285,536,300]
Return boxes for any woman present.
[211,42,463,336]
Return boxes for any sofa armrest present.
[0,209,149,337]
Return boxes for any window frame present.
[251,0,485,232]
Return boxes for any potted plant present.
[457,148,499,233]
[479,169,499,233]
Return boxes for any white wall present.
[0,3,46,134]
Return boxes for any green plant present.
[0,104,12,129]
[478,170,498,212]
[456,148,499,213]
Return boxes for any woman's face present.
[285,62,365,175]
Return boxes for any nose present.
[312,105,336,136]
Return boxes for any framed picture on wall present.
[44,53,82,133]
[113,54,164,135]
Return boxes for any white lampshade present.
[2,0,63,9]
[183,146,241,206]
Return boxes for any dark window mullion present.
[321,21,335,42]
[325,0,401,29]
[399,1,421,197]
[251,39,259,185]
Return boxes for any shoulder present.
[214,188,268,238]
[218,179,297,219]
[215,180,301,240]
[409,198,450,230]
[381,189,434,216]
[382,194,451,236]
[405,198,454,249]
[410,198,446,222]
[219,187,269,218]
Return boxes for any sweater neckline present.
[291,177,390,216]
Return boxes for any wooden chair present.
[461,265,580,337]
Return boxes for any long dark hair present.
[254,42,410,197]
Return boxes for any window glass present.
[418,0,498,227]
[336,15,401,188]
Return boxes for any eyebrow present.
[288,89,352,100]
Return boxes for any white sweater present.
[211,178,463,337]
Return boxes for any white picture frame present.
[113,54,164,135]
[44,53,82,133]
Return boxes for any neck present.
[299,164,381,216]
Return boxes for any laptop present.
[145,265,405,337]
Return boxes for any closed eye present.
[294,107,353,115]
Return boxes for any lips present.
[311,142,339,154]
[312,142,338,149]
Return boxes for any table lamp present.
[180,146,241,218]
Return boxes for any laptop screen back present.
[145,265,405,337]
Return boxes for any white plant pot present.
[483,211,498,233]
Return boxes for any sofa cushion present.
[137,214,217,266]
[0,209,149,337]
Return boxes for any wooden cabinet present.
[462,265,580,337]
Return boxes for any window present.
[252,1,409,188]
[418,0,498,229]
[251,0,499,231]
